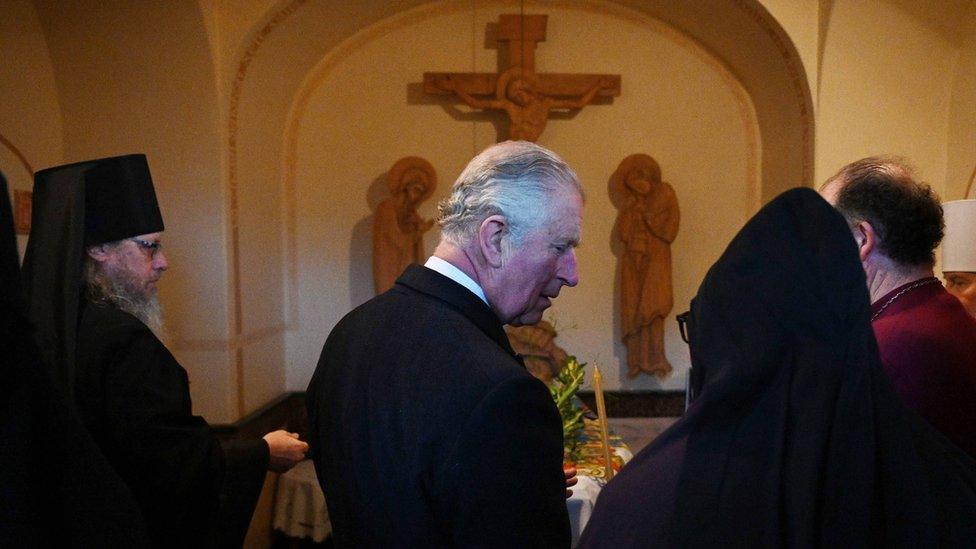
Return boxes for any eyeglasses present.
[676,311,691,344]
[129,237,163,258]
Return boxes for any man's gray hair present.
[437,141,583,247]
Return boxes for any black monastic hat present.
[22,154,163,396]
[83,154,163,245]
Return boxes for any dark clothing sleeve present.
[99,329,226,543]
[218,439,271,547]
[439,376,571,548]
[77,307,269,545]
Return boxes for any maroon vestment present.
[872,277,976,457]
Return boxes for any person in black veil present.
[579,187,976,548]
[0,171,149,545]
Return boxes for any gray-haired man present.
[307,141,582,547]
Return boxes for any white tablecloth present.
[568,445,634,547]
[273,459,331,542]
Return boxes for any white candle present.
[592,367,614,480]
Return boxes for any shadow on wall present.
[348,172,389,309]
[608,170,626,384]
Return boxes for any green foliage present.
[549,356,586,457]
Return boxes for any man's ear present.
[855,221,876,262]
[478,215,507,268]
[86,244,110,263]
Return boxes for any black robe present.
[579,188,976,548]
[0,172,149,545]
[20,157,272,546]
[307,264,570,547]
[74,299,269,546]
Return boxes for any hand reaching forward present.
[565,466,578,499]
[263,430,309,473]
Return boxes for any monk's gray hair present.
[437,141,583,248]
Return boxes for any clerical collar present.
[424,256,489,306]
[870,276,940,321]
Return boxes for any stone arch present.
[0,134,35,176]
[228,0,812,213]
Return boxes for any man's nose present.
[153,250,169,271]
[559,249,579,287]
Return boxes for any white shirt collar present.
[424,256,489,306]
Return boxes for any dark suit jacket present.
[307,264,570,547]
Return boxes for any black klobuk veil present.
[580,188,976,548]
[21,154,161,396]
[0,171,148,545]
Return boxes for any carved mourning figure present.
[373,157,436,294]
[612,154,680,378]
[506,320,569,383]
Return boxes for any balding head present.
[820,156,943,268]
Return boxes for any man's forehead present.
[547,195,582,241]
[134,231,164,242]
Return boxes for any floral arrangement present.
[548,356,586,457]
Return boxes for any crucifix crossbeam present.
[424,14,621,142]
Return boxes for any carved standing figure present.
[612,154,680,378]
[434,67,611,142]
[373,157,436,294]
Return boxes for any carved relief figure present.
[612,154,680,378]
[506,320,569,383]
[433,67,612,142]
[373,157,436,294]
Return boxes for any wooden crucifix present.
[424,14,621,142]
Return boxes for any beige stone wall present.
[17,1,240,422]
[0,0,63,258]
[817,0,957,189]
[757,0,821,105]
[946,7,976,201]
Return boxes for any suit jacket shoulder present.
[307,265,569,547]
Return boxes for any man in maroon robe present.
[822,157,976,457]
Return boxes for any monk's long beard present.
[86,262,166,339]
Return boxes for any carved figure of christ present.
[423,14,620,142]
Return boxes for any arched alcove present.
[227,0,812,392]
